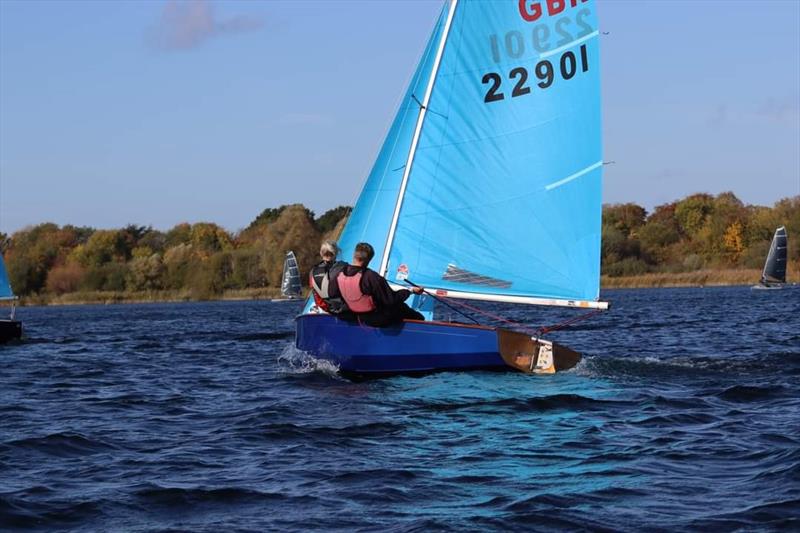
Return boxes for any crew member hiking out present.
[337,242,425,327]
[310,241,348,314]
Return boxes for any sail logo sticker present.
[396,264,409,281]
[519,0,589,22]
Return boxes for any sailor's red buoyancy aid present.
[337,270,376,313]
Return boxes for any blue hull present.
[295,314,506,377]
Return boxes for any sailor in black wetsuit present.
[336,242,425,327]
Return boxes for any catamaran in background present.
[295,0,608,378]
[752,226,789,290]
[272,251,302,301]
[0,253,22,343]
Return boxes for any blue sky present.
[1,0,798,234]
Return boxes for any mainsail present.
[762,226,787,284]
[331,0,605,309]
[281,251,302,298]
[0,254,15,300]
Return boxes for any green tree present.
[601,223,643,274]
[638,221,680,264]
[603,203,647,236]
[162,244,194,290]
[138,229,167,253]
[71,230,128,267]
[315,206,352,234]
[187,251,232,298]
[5,253,43,295]
[240,204,317,243]
[165,223,192,248]
[674,193,714,237]
[324,215,349,242]
[81,263,129,291]
[127,253,165,291]
[229,249,267,289]
[190,223,232,257]
[245,205,290,232]
[5,223,65,294]
[254,204,321,286]
[772,196,800,262]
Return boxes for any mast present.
[378,0,459,277]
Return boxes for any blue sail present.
[384,0,603,303]
[303,4,449,313]
[333,4,449,267]
[0,254,15,300]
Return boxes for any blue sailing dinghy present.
[0,253,22,343]
[296,0,608,377]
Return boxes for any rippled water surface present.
[1,286,798,531]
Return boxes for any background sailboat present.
[273,251,302,301]
[297,0,607,377]
[752,226,788,289]
[0,254,23,342]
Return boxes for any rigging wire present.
[404,279,479,325]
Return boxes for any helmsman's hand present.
[412,286,425,295]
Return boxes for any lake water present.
[1,286,798,531]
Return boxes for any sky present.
[0,0,798,234]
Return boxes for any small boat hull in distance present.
[751,283,785,290]
[0,320,22,343]
[295,314,581,379]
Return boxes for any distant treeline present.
[0,205,351,300]
[601,193,798,277]
[0,192,797,301]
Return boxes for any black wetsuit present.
[310,260,347,313]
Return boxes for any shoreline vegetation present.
[6,268,797,307]
[1,192,798,307]
[600,267,797,289]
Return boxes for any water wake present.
[277,345,340,378]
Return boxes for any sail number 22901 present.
[482,44,588,103]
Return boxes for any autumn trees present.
[3,205,351,298]
[601,193,799,276]
[1,194,797,298]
